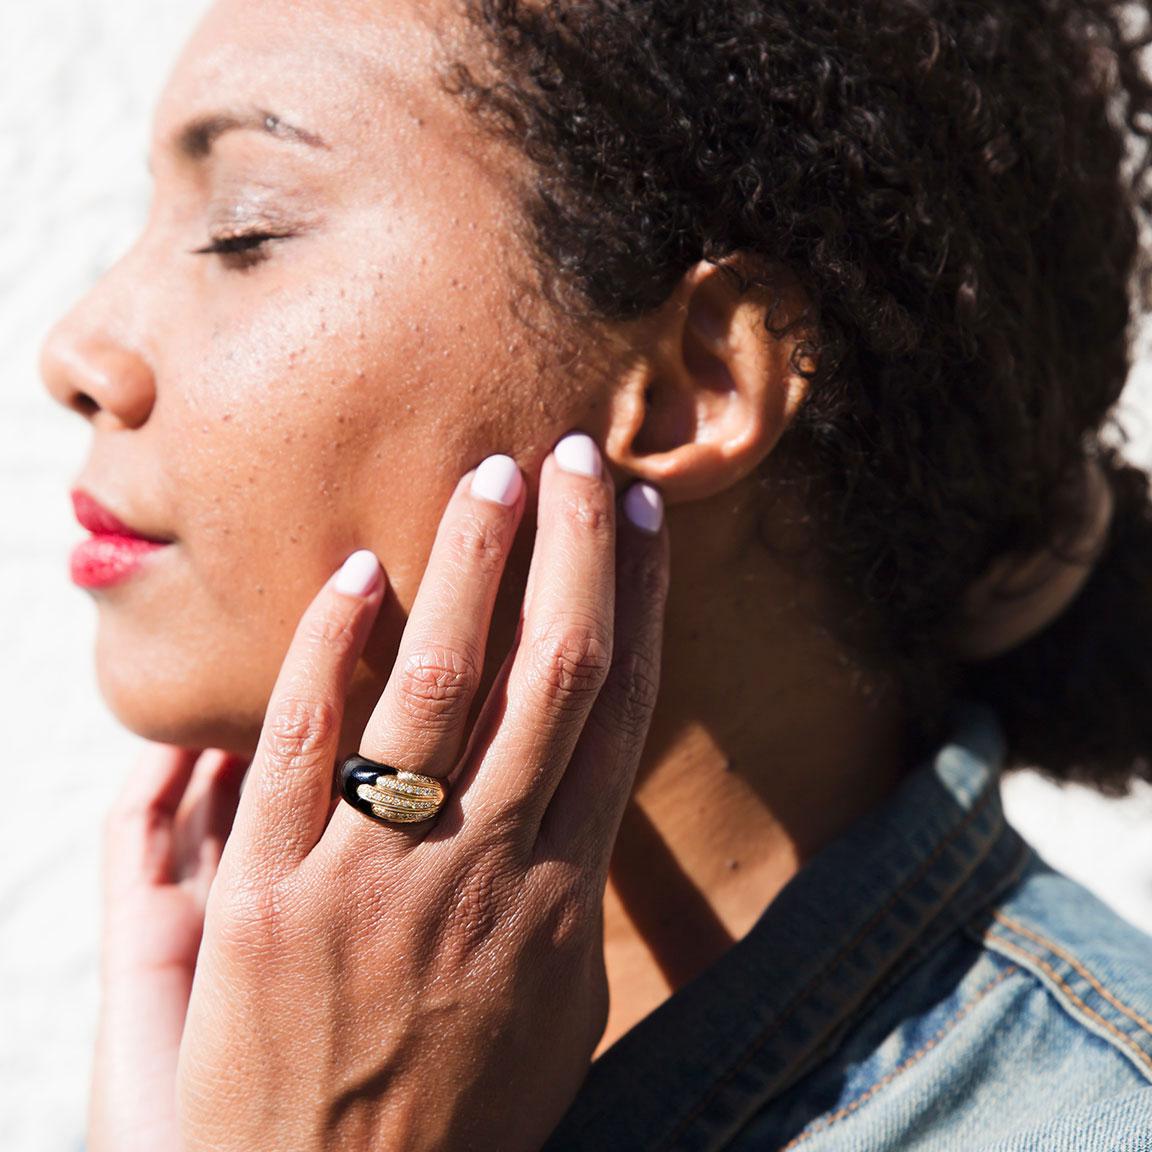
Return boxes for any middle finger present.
[322,452,526,852]
[429,430,616,845]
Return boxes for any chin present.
[93,634,264,756]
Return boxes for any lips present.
[68,487,175,590]
[70,488,174,543]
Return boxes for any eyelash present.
[190,230,290,270]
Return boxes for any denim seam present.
[978,933,1152,1080]
[657,781,1001,1151]
[869,834,1032,1012]
[775,964,1022,1150]
[991,911,1152,1036]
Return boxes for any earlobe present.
[605,258,813,504]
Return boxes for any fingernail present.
[334,549,382,597]
[553,431,602,478]
[470,454,523,506]
[623,483,663,534]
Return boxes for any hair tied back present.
[949,455,1116,663]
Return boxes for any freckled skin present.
[42,0,607,758]
[42,0,910,1057]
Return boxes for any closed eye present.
[189,230,291,269]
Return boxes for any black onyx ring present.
[338,754,448,825]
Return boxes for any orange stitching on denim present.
[657,782,1003,1150]
[778,964,1021,1150]
[982,935,1152,1077]
[991,911,1152,1037]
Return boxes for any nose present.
[40,298,157,430]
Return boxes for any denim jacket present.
[543,700,1152,1151]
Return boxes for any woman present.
[41,0,1152,1148]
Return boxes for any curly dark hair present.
[444,0,1152,792]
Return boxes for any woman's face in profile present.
[41,0,601,752]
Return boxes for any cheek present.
[98,231,569,747]
[164,254,539,593]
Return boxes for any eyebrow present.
[168,107,331,162]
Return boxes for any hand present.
[175,438,669,1152]
[89,743,249,1152]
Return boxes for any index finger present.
[222,550,386,877]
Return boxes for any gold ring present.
[337,754,447,825]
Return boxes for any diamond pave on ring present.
[337,754,448,825]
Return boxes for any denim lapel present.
[542,700,1030,1152]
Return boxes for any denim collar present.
[543,699,1032,1152]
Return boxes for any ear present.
[603,257,814,503]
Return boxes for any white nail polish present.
[623,483,663,534]
[335,549,381,597]
[470,454,523,506]
[553,431,602,477]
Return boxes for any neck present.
[593,494,909,1058]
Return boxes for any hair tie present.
[950,455,1115,662]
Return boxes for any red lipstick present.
[69,488,174,589]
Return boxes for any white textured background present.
[3,3,1152,1149]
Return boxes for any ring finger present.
[322,451,526,853]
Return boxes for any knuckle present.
[445,510,510,578]
[394,643,481,728]
[530,864,599,955]
[626,549,670,607]
[478,790,540,846]
[597,647,662,740]
[441,862,512,963]
[528,619,613,712]
[559,485,613,537]
[213,876,297,954]
[262,696,340,774]
[302,604,360,661]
